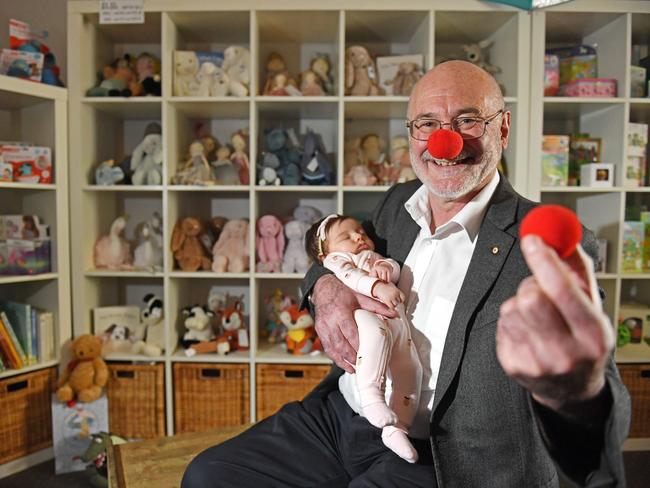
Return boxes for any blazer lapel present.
[387,204,420,265]
[431,177,519,415]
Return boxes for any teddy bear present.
[282,220,310,274]
[196,62,229,97]
[279,303,322,355]
[345,46,384,96]
[222,45,250,96]
[57,334,109,403]
[170,217,212,271]
[256,215,284,273]
[130,123,163,186]
[212,219,249,272]
[173,51,200,96]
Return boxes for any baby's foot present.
[361,402,398,428]
[382,425,418,464]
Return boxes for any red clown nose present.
[519,205,582,259]
[427,129,464,160]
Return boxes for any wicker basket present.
[619,364,650,438]
[0,367,56,464]
[106,362,165,439]
[173,363,250,434]
[256,364,330,420]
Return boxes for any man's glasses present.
[405,109,504,141]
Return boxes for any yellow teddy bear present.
[56,334,109,403]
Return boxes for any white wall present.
[0,0,68,84]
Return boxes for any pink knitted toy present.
[256,215,284,273]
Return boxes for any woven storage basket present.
[106,362,165,439]
[619,364,650,438]
[256,364,330,420]
[0,367,56,464]
[173,363,249,434]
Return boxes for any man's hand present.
[369,261,392,282]
[312,274,397,373]
[372,282,405,309]
[496,235,615,417]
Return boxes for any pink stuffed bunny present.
[256,215,285,273]
[212,219,249,272]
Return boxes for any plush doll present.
[310,54,334,95]
[212,145,240,185]
[230,131,250,185]
[300,129,332,185]
[300,70,325,96]
[133,215,162,271]
[262,52,296,95]
[264,289,291,344]
[344,164,378,186]
[135,52,161,96]
[174,140,214,185]
[132,294,167,356]
[222,45,250,96]
[81,432,127,488]
[57,334,109,403]
[181,305,215,352]
[170,217,212,271]
[42,52,64,87]
[101,324,134,355]
[345,46,384,96]
[130,123,163,186]
[279,303,322,355]
[389,62,422,97]
[293,205,322,225]
[93,216,133,270]
[187,298,249,356]
[211,219,249,272]
[260,128,302,185]
[463,39,501,76]
[200,133,220,163]
[95,159,124,186]
[173,51,200,96]
[268,72,291,96]
[87,55,141,97]
[256,215,285,273]
[390,136,417,183]
[257,152,282,186]
[282,220,311,274]
[197,62,229,97]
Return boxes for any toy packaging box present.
[0,214,51,275]
[617,304,650,361]
[580,162,614,187]
[541,135,569,186]
[0,157,12,182]
[51,394,109,474]
[0,144,53,184]
[546,45,597,86]
[622,221,645,273]
[0,49,43,81]
[642,212,650,272]
[569,136,600,186]
[560,78,616,98]
[544,54,560,96]
[630,66,647,98]
[625,122,648,187]
[376,54,424,96]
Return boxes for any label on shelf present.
[99,0,144,24]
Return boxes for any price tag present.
[99,0,144,24]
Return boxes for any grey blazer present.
[301,175,631,488]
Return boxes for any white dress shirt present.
[339,171,500,439]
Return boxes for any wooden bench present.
[107,425,250,488]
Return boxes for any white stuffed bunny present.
[197,62,230,97]
[173,51,201,96]
[222,46,250,96]
[131,132,163,185]
[282,220,311,274]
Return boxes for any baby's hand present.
[372,282,405,309]
[369,261,392,282]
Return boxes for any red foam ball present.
[519,205,582,259]
[427,129,464,160]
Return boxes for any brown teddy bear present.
[171,217,212,271]
[56,334,108,403]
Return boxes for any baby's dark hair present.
[305,214,347,263]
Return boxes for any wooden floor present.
[108,425,250,488]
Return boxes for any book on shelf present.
[37,310,55,362]
[0,313,24,368]
[0,300,36,365]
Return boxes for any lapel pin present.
[491,246,499,255]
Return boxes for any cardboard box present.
[622,221,645,273]
[623,156,646,187]
[627,122,648,158]
[541,135,569,186]
[630,65,647,98]
[580,162,614,187]
[0,144,53,184]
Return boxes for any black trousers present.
[181,389,438,487]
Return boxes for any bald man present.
[182,62,630,488]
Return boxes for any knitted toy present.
[93,216,133,270]
[130,123,163,186]
[300,129,333,185]
[132,294,167,356]
[81,432,128,488]
[56,334,108,403]
[256,215,284,273]
[181,305,215,353]
[279,303,321,355]
[211,219,249,272]
[282,220,310,274]
[171,217,212,271]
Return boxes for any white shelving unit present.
[66,0,532,437]
[528,0,650,449]
[0,75,71,476]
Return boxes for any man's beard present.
[410,145,500,201]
